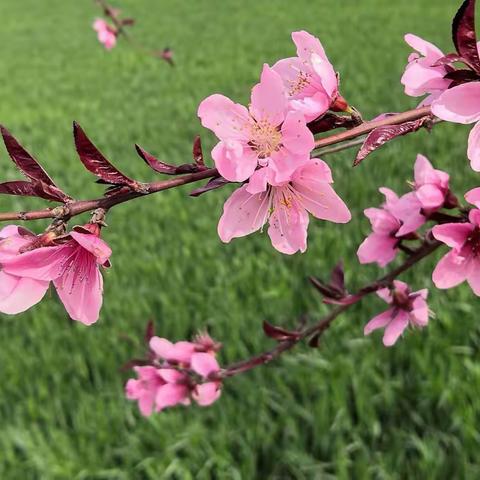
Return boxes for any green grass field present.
[1,0,479,478]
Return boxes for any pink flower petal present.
[211,140,258,182]
[53,257,104,325]
[357,233,398,267]
[404,34,444,59]
[383,310,409,347]
[468,121,480,171]
[292,30,327,63]
[432,223,473,250]
[281,111,314,155]
[218,185,270,243]
[431,82,480,124]
[267,201,309,255]
[310,53,337,98]
[465,187,480,208]
[467,258,480,295]
[155,383,189,411]
[191,353,220,378]
[250,64,286,126]
[197,94,250,142]
[70,231,112,265]
[0,272,49,315]
[411,295,429,327]
[364,309,393,336]
[193,382,221,406]
[432,251,470,289]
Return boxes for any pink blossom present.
[412,154,451,211]
[126,337,222,415]
[217,158,351,255]
[1,225,111,325]
[364,281,430,347]
[357,188,401,267]
[401,34,451,106]
[272,30,342,122]
[93,18,117,50]
[198,64,314,183]
[0,226,49,315]
[432,205,480,296]
[431,82,480,171]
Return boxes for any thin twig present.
[221,238,442,378]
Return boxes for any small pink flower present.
[93,18,117,50]
[0,226,49,315]
[412,154,451,211]
[217,159,351,254]
[2,224,111,325]
[198,64,314,183]
[401,34,451,106]
[364,281,430,347]
[125,366,167,416]
[432,199,480,296]
[357,188,402,267]
[127,336,222,416]
[431,82,480,171]
[272,30,342,122]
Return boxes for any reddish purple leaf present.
[308,112,361,134]
[144,320,155,344]
[452,0,480,72]
[0,126,72,202]
[444,69,480,84]
[74,122,145,191]
[330,261,345,294]
[354,116,432,166]
[0,181,36,197]
[192,136,205,167]
[263,321,301,341]
[309,276,342,300]
[135,144,178,175]
[432,53,467,67]
[308,333,321,348]
[190,176,230,197]
[1,126,56,186]
[121,18,135,26]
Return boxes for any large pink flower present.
[357,188,401,267]
[198,64,314,183]
[432,203,480,296]
[93,18,117,50]
[401,34,451,106]
[272,30,341,122]
[364,281,430,347]
[0,226,49,315]
[217,159,351,254]
[431,82,480,171]
[1,225,111,325]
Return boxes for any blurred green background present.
[0,0,479,478]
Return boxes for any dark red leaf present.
[309,276,342,299]
[192,136,205,167]
[74,122,145,192]
[262,321,301,341]
[308,112,361,134]
[444,69,480,84]
[354,116,432,166]
[121,18,135,26]
[330,261,345,293]
[308,333,321,348]
[432,53,467,67]
[0,126,56,186]
[120,358,150,372]
[190,176,230,197]
[135,144,178,175]
[452,0,480,72]
[144,320,155,344]
[0,181,37,197]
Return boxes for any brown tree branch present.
[220,237,442,378]
[0,106,435,224]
